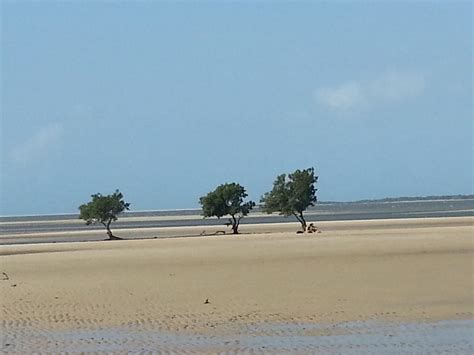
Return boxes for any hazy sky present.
[1,1,472,215]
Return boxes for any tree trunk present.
[231,215,239,234]
[299,212,307,232]
[294,212,307,232]
[106,221,122,240]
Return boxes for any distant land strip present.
[1,197,473,238]
[1,195,473,221]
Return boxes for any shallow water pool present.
[2,319,473,353]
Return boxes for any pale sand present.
[1,217,473,352]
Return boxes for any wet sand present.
[1,217,473,352]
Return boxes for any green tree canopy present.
[79,189,130,240]
[199,183,255,234]
[261,167,318,231]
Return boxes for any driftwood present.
[200,230,226,236]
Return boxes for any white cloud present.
[10,123,63,164]
[315,82,365,111]
[315,71,426,111]
[369,72,425,102]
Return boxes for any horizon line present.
[1,194,473,219]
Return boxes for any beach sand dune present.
[1,217,473,352]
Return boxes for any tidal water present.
[3,319,473,353]
[1,198,473,245]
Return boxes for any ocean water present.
[1,198,473,245]
[3,319,473,353]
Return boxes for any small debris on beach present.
[204,298,210,304]
[1,272,9,281]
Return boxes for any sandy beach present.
[1,217,473,352]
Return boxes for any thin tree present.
[261,168,318,232]
[199,183,255,234]
[79,189,130,240]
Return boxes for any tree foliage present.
[79,189,130,240]
[199,183,255,234]
[261,167,318,231]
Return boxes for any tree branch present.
[293,212,306,231]
[293,213,303,224]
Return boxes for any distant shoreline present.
[1,194,473,220]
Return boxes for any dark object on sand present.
[307,223,321,233]
[296,223,321,234]
[204,298,210,304]
[1,272,9,281]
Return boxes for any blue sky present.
[1,1,472,215]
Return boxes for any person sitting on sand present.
[307,223,321,233]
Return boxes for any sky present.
[1,1,472,215]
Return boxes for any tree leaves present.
[199,183,255,234]
[261,168,318,228]
[78,189,130,232]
